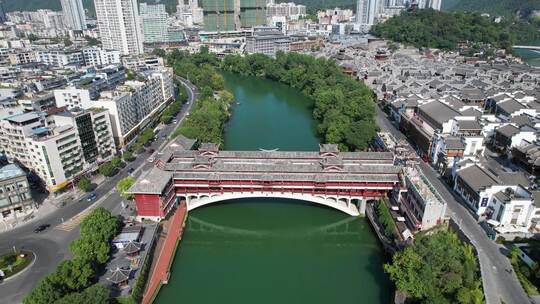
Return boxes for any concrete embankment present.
[142,204,187,304]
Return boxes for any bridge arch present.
[183,192,364,216]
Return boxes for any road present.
[375,107,530,304]
[0,77,197,304]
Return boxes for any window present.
[9,195,20,203]
[0,197,8,207]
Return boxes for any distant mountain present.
[2,0,178,17]
[443,0,540,20]
[4,0,356,17]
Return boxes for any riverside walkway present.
[142,203,187,304]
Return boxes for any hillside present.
[3,0,357,17]
[2,0,178,16]
[370,9,540,51]
[443,0,540,21]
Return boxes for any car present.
[148,148,155,154]
[127,167,135,175]
[86,193,97,202]
[148,157,155,163]
[173,119,178,124]
[34,224,50,233]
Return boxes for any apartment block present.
[36,49,85,67]
[246,29,291,57]
[0,163,35,221]
[84,69,174,147]
[82,47,121,66]
[94,0,144,55]
[0,108,115,192]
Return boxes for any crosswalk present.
[55,207,94,232]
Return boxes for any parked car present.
[127,167,135,175]
[34,224,50,233]
[173,119,178,124]
[148,157,155,163]
[86,193,97,202]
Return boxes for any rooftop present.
[0,163,25,181]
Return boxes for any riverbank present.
[142,204,187,304]
[153,71,392,304]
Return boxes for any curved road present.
[0,77,197,304]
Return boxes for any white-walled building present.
[94,0,144,55]
[79,69,174,147]
[61,0,87,30]
[36,49,84,67]
[398,166,447,231]
[82,47,121,66]
[0,108,115,192]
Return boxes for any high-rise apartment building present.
[140,3,183,43]
[201,0,265,31]
[61,0,87,30]
[140,3,169,44]
[94,0,144,55]
[356,0,379,26]
[266,2,306,19]
[0,1,7,24]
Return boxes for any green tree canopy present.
[53,284,111,304]
[76,177,92,192]
[98,162,115,177]
[385,231,484,303]
[116,176,135,200]
[370,9,540,51]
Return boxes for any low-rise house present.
[453,163,534,226]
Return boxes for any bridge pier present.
[358,198,366,216]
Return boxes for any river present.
[515,39,540,67]
[154,73,392,304]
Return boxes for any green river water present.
[155,73,391,304]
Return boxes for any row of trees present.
[24,208,119,304]
[370,9,540,52]
[385,230,484,304]
[221,52,378,150]
[167,48,233,143]
[375,199,398,239]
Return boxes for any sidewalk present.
[0,174,106,233]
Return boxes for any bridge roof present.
[129,146,402,194]
[128,167,172,194]
[169,150,395,161]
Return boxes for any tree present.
[27,34,38,42]
[53,284,111,304]
[98,162,115,177]
[84,36,101,46]
[116,176,135,200]
[385,231,484,303]
[110,156,122,168]
[161,114,173,124]
[123,151,135,162]
[70,208,118,264]
[76,177,92,192]
[24,276,66,304]
[54,259,94,291]
[152,48,166,58]
[63,38,73,47]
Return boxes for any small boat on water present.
[259,148,279,152]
